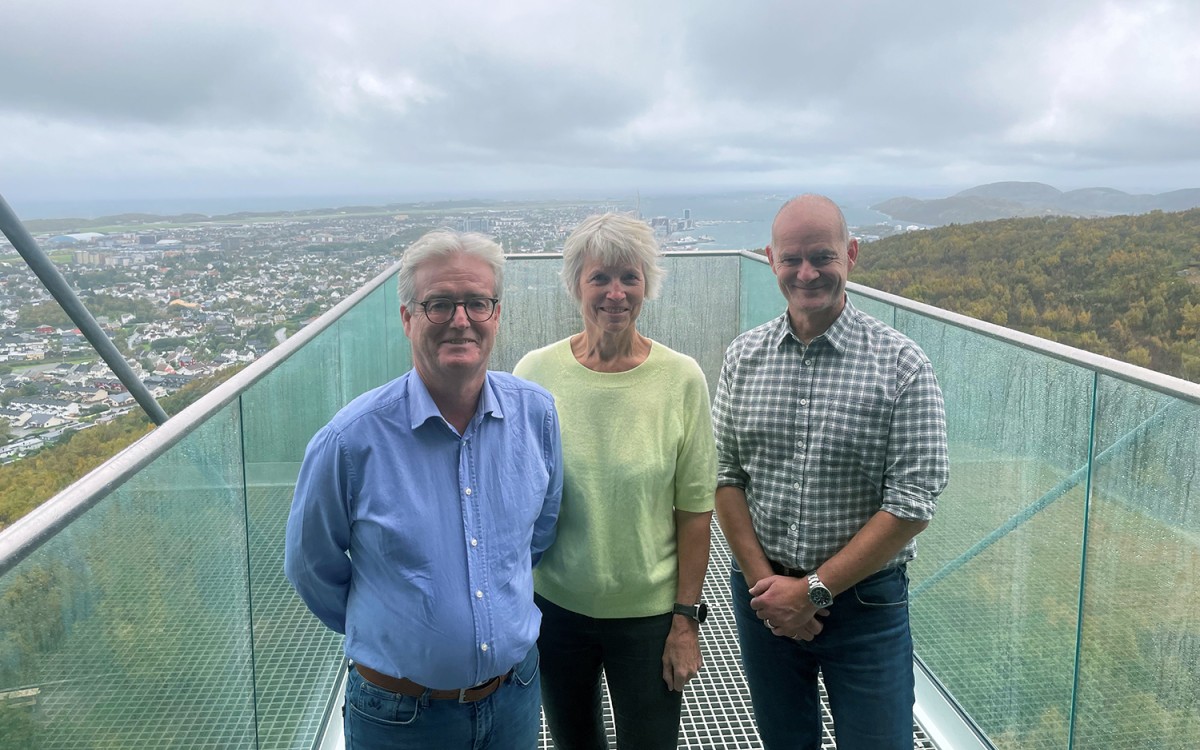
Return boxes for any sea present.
[634,189,907,250]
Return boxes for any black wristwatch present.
[672,601,708,624]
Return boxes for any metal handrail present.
[0,256,404,578]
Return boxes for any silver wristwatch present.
[807,572,834,608]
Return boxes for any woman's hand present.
[662,615,702,691]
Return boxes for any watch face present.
[807,575,834,608]
[696,602,709,623]
[809,587,834,608]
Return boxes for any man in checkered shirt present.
[713,194,949,750]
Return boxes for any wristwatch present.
[672,601,708,624]
[807,573,834,609]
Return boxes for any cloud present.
[2,0,1198,207]
[0,2,310,125]
[1000,1,1200,162]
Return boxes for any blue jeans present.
[535,594,682,750]
[343,646,541,750]
[731,563,915,750]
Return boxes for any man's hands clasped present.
[749,575,829,641]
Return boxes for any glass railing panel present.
[493,256,578,373]
[0,407,254,749]
[240,328,344,486]
[1074,378,1200,749]
[903,311,1095,750]
[739,255,779,330]
[638,255,741,390]
[384,277,411,381]
[848,290,898,328]
[337,282,396,409]
[240,286,404,750]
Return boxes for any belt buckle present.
[457,676,494,703]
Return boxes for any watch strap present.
[672,602,705,623]
[806,573,834,608]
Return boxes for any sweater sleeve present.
[671,356,717,513]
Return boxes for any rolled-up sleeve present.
[713,343,748,490]
[881,358,949,521]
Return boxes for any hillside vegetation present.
[853,209,1200,382]
[0,368,240,531]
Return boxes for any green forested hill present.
[0,368,241,531]
[853,209,1200,381]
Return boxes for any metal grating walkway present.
[537,521,937,749]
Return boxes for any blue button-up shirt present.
[285,370,563,689]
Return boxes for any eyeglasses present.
[416,297,499,324]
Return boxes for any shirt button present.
[480,643,489,652]
[790,523,798,531]
[796,440,804,449]
[464,487,472,496]
[804,359,812,366]
[476,590,483,599]
[793,482,800,490]
[470,538,478,547]
[799,398,808,406]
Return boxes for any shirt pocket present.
[821,397,890,472]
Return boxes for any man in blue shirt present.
[285,230,563,749]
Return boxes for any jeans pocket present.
[510,647,540,688]
[852,567,909,608]
[346,670,423,726]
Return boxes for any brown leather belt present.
[355,664,511,703]
[769,559,807,578]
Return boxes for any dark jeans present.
[731,563,915,750]
[343,646,541,750]
[535,593,682,750]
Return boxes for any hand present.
[661,616,702,691]
[750,575,829,640]
[766,612,827,641]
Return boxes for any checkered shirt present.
[713,300,949,572]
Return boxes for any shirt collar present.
[770,297,859,355]
[407,370,504,430]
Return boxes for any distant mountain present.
[872,182,1200,226]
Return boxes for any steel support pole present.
[0,193,169,425]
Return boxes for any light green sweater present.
[514,337,716,618]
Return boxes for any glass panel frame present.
[1074,378,1200,749]
[905,313,1094,750]
[0,406,256,749]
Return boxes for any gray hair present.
[772,194,850,245]
[397,230,505,305]
[561,213,665,302]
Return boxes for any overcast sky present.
[3,0,1199,214]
